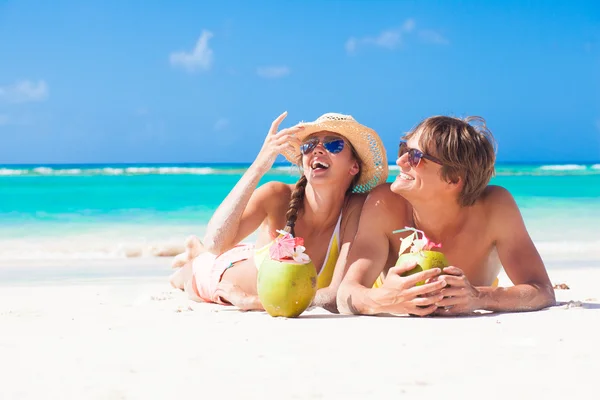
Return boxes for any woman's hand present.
[254,111,303,172]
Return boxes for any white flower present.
[399,232,416,255]
[292,245,310,263]
[410,238,427,253]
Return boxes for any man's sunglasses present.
[300,136,345,155]
[398,141,443,168]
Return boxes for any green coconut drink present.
[256,230,317,318]
[393,227,449,285]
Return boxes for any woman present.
[169,111,388,312]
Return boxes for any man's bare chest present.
[386,229,502,286]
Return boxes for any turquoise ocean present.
[1,162,599,265]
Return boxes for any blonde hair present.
[403,116,497,207]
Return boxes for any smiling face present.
[390,133,455,202]
[299,131,360,192]
[391,115,497,207]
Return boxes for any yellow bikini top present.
[253,213,343,290]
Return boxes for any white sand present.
[1,264,598,400]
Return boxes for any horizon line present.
[1,161,600,167]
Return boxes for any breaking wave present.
[1,163,599,178]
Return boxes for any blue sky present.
[0,0,598,164]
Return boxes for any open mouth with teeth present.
[399,172,414,181]
[311,160,330,171]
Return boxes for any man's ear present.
[449,176,461,186]
[443,169,461,186]
[446,175,463,195]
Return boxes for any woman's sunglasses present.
[300,136,345,155]
[398,141,443,168]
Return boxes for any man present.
[336,115,556,316]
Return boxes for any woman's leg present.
[169,236,262,309]
[169,236,207,302]
[214,261,263,311]
[171,235,204,270]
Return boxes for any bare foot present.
[171,235,205,269]
[169,262,204,302]
[169,262,191,290]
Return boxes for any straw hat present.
[282,112,389,194]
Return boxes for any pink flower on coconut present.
[269,230,311,263]
[269,230,297,261]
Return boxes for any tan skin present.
[171,112,366,313]
[215,180,364,312]
[337,134,556,316]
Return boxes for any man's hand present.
[377,261,448,316]
[433,266,482,316]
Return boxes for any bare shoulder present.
[257,180,293,195]
[253,181,293,213]
[365,183,411,214]
[356,183,412,237]
[479,185,527,240]
[256,180,292,199]
[480,185,519,214]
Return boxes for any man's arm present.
[336,188,392,315]
[479,186,555,312]
[336,186,445,316]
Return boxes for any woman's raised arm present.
[203,111,303,254]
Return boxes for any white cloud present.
[0,114,8,125]
[346,19,415,55]
[403,19,416,33]
[368,29,403,49]
[345,38,358,54]
[169,30,214,72]
[257,66,290,79]
[0,80,49,103]
[419,29,450,45]
[214,118,229,131]
[346,19,449,54]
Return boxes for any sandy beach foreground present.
[1,262,598,400]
